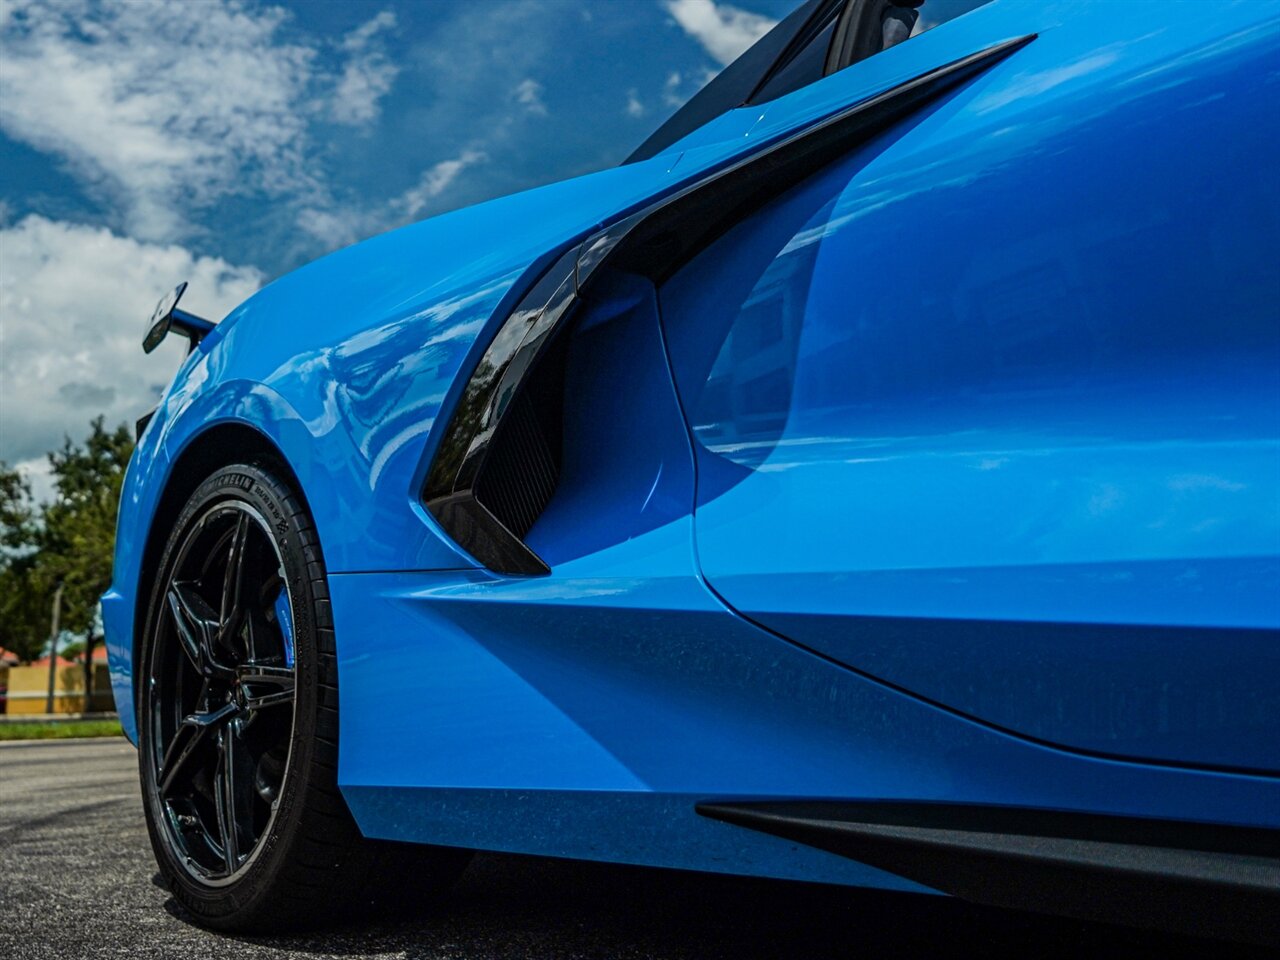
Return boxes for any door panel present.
[657,6,1280,771]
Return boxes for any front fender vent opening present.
[471,335,567,542]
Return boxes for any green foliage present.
[0,464,45,662]
[0,417,133,663]
[38,417,134,637]
[58,639,87,662]
[0,559,45,663]
[0,719,124,740]
[0,465,37,551]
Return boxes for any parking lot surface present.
[0,738,1267,959]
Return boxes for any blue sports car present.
[104,0,1280,939]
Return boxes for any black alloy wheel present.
[138,461,469,931]
[145,496,296,883]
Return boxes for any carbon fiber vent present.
[468,331,567,544]
[473,390,558,540]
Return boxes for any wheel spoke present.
[158,702,238,797]
[244,604,268,669]
[237,663,295,712]
[218,513,251,653]
[213,725,247,873]
[167,582,230,678]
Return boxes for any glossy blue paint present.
[658,0,1280,772]
[332,567,1280,879]
[104,0,1280,898]
[102,142,833,738]
[525,271,694,571]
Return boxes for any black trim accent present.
[143,281,215,355]
[136,407,157,441]
[745,0,846,106]
[170,308,215,350]
[697,800,1280,942]
[604,34,1035,289]
[422,246,582,576]
[471,339,566,541]
[425,35,1035,575]
[624,0,832,165]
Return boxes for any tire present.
[137,460,469,931]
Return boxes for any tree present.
[35,417,134,699]
[0,418,133,695]
[0,464,37,549]
[0,464,46,662]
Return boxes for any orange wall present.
[4,663,113,715]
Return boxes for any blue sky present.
[0,0,798,487]
[4,0,801,276]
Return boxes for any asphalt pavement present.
[0,738,1268,959]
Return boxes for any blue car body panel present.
[105,0,1280,893]
[658,0,1280,773]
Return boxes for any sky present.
[0,0,801,499]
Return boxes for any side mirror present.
[142,281,214,354]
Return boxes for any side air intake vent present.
[471,338,566,541]
[423,36,1035,576]
[473,393,557,539]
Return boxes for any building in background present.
[1,645,112,715]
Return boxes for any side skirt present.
[697,800,1280,943]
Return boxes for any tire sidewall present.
[137,462,323,922]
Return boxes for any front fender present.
[105,160,678,739]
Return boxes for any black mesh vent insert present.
[471,334,567,541]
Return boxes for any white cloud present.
[407,3,563,170]
[0,0,404,245]
[0,0,325,243]
[293,206,362,251]
[398,150,489,219]
[663,71,686,107]
[663,0,776,67]
[294,147,490,249]
[341,9,397,52]
[513,78,548,116]
[331,10,400,126]
[0,215,262,466]
[625,89,646,118]
[287,3,561,251]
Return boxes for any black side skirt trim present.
[697,800,1280,942]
